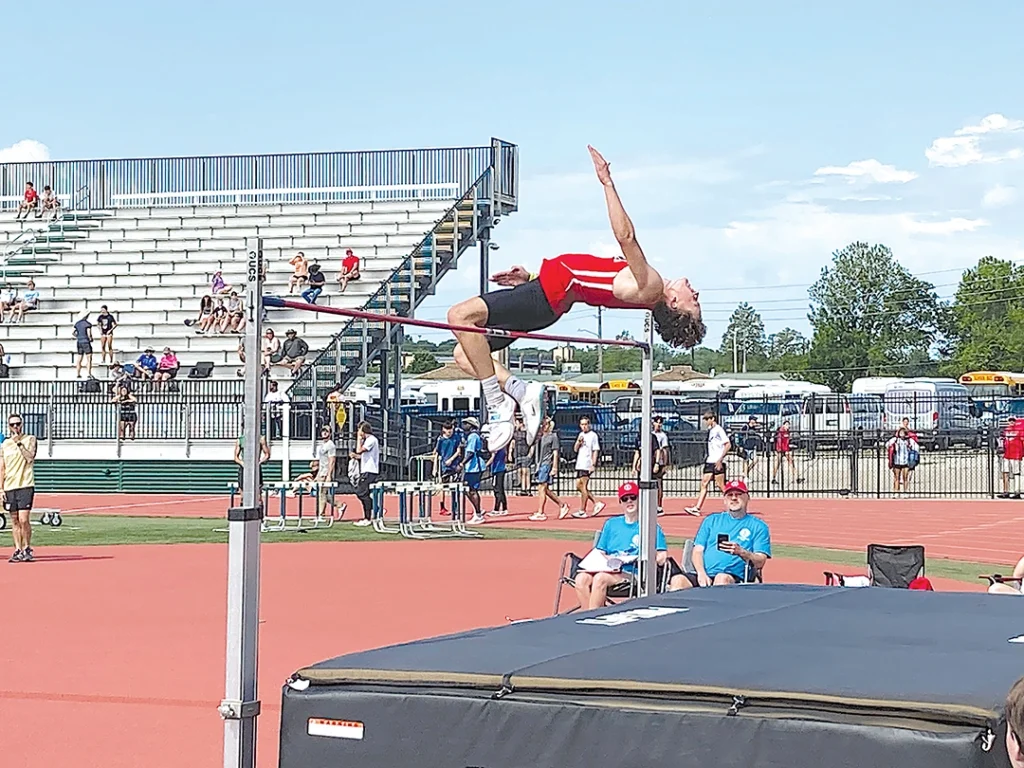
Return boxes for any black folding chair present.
[824,544,925,588]
[669,538,764,586]
[978,574,1023,590]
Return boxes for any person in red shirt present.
[446,146,705,453]
[336,249,361,292]
[770,420,803,485]
[15,182,39,221]
[1000,418,1024,499]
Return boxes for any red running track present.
[37,491,1024,564]
[0,539,984,768]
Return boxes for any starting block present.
[370,481,481,539]
[226,482,346,533]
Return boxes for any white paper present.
[578,549,637,573]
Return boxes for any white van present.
[882,379,982,449]
[799,393,884,442]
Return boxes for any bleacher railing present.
[0,141,516,211]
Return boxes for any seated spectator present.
[573,481,678,610]
[222,291,245,333]
[336,249,361,292]
[136,348,158,380]
[210,297,229,332]
[676,479,771,588]
[270,329,308,375]
[260,329,280,372]
[989,555,1024,596]
[210,270,233,295]
[14,182,38,221]
[0,287,19,323]
[109,363,137,392]
[38,186,60,220]
[154,347,180,385]
[0,342,9,378]
[186,295,217,333]
[11,279,40,323]
[289,252,309,294]
[301,263,326,304]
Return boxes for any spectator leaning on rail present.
[676,479,771,588]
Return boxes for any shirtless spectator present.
[336,249,361,292]
[222,291,245,333]
[271,329,308,375]
[14,182,38,221]
[11,279,39,323]
[73,311,94,378]
[154,347,179,386]
[96,305,117,364]
[288,252,309,294]
[261,329,280,372]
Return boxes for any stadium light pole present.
[220,238,264,768]
[638,312,656,597]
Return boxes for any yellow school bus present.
[959,371,1024,398]
[598,378,641,404]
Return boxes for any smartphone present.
[717,533,729,550]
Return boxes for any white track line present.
[57,495,224,515]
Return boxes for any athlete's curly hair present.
[652,301,706,349]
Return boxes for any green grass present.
[1,515,1002,586]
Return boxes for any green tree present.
[766,327,810,374]
[719,303,767,361]
[807,242,941,390]
[405,352,441,374]
[945,257,1024,373]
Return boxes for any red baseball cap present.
[618,481,639,500]
[723,479,749,495]
[908,576,934,591]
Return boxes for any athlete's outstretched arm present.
[588,145,656,293]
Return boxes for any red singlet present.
[536,253,648,316]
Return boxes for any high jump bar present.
[262,295,650,350]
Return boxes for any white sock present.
[482,375,505,412]
[503,375,527,404]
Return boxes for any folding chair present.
[824,544,925,588]
[668,538,764,586]
[552,531,673,615]
[978,574,1023,591]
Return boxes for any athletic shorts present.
[480,280,560,351]
[536,463,553,484]
[3,486,35,513]
[439,470,460,484]
[703,462,726,476]
[464,472,482,492]
[576,469,592,479]
[77,340,93,355]
[1004,458,1021,475]
[237,465,265,489]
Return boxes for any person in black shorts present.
[2,413,39,562]
[444,146,705,455]
[96,305,117,364]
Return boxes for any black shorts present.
[4,486,35,513]
[480,279,560,351]
[576,470,592,479]
[77,341,93,355]
[703,462,726,476]
[237,466,264,489]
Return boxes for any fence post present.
[986,427,995,499]
[184,401,192,458]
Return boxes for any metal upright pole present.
[220,238,264,768]
[638,312,657,598]
[478,225,491,425]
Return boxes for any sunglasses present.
[8,421,22,427]
[620,494,638,503]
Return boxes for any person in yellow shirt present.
[1,413,38,563]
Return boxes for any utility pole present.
[733,329,738,374]
[597,307,604,383]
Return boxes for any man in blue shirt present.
[137,348,158,380]
[433,421,462,515]
[462,417,487,525]
[686,479,771,587]
[573,481,674,610]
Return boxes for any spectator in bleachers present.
[96,305,117,364]
[678,479,771,588]
[109,363,136,392]
[270,329,308,375]
[38,186,60,220]
[73,311,94,379]
[154,347,179,386]
[288,252,309,294]
[210,270,233,296]
[187,295,217,333]
[14,182,38,221]
[136,348,158,381]
[0,342,9,379]
[260,329,280,372]
[301,263,326,304]
[112,385,137,440]
[222,291,245,333]
[0,287,19,323]
[10,279,40,323]
[210,297,229,333]
[336,249,361,292]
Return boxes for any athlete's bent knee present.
[448,298,487,328]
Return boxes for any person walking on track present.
[445,145,705,454]
[2,413,38,563]
[686,411,730,516]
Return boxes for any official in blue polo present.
[686,479,771,587]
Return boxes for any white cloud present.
[926,113,1024,167]
[899,215,988,235]
[983,184,1017,207]
[0,139,50,163]
[813,159,918,184]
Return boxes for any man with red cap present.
[677,479,772,588]
[573,481,680,610]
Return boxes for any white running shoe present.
[520,381,545,445]
[485,393,516,453]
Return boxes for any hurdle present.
[371,480,479,539]
[226,482,346,532]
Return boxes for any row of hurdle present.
[226,480,481,540]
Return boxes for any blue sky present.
[3,0,1023,351]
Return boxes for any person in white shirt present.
[350,421,380,527]
[686,411,730,516]
[573,417,606,518]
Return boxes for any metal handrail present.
[0,183,91,283]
